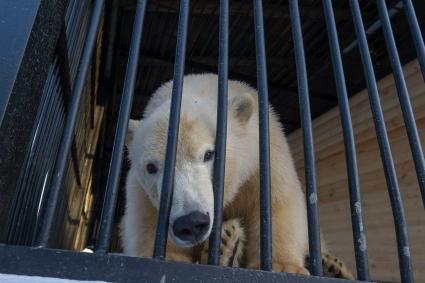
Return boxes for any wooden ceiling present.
[111,0,425,133]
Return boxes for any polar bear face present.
[126,91,256,248]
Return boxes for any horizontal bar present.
[153,0,190,259]
[34,0,105,248]
[348,1,413,282]
[207,0,229,265]
[95,0,148,253]
[288,0,322,276]
[342,1,403,55]
[253,0,272,271]
[378,0,425,208]
[321,0,369,280]
[402,0,425,81]
[0,244,363,283]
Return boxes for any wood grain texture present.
[288,60,425,282]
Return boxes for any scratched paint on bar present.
[153,0,190,259]
[96,0,148,253]
[349,0,413,282]
[253,0,272,271]
[321,0,369,280]
[377,0,425,210]
[35,0,106,248]
[288,0,322,276]
[207,0,229,265]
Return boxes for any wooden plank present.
[288,61,425,161]
[288,60,425,282]
[289,77,425,163]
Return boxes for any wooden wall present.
[288,60,425,282]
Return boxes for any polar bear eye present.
[146,163,158,174]
[203,150,215,162]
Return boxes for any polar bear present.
[121,73,310,274]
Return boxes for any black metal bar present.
[349,1,413,282]
[402,0,425,81]
[253,0,272,271]
[207,0,229,265]
[95,0,148,253]
[153,0,190,259]
[0,244,364,283]
[69,1,92,82]
[29,84,65,244]
[23,73,63,244]
[90,46,96,129]
[16,66,61,245]
[342,1,403,55]
[56,23,73,105]
[321,0,369,280]
[6,64,56,244]
[34,0,105,248]
[288,0,322,276]
[378,0,425,208]
[304,1,403,88]
[31,93,65,245]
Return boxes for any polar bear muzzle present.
[172,211,210,244]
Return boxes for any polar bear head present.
[126,75,259,248]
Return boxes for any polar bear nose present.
[173,211,210,242]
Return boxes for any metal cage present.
[0,0,424,282]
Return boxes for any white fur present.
[124,74,260,247]
[121,74,310,273]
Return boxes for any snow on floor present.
[0,273,112,283]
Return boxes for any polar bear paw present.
[305,253,355,279]
[200,218,245,267]
[322,253,355,279]
[272,262,311,275]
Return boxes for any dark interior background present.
[113,0,425,133]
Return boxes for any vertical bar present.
[288,0,322,276]
[56,23,73,105]
[322,0,370,280]
[253,0,272,271]
[349,1,413,282]
[6,65,55,244]
[95,0,148,253]
[378,0,425,208]
[153,0,190,259]
[35,0,105,248]
[207,0,229,265]
[402,0,425,81]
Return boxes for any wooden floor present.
[288,59,425,282]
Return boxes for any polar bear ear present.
[231,93,254,126]
[126,119,140,147]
